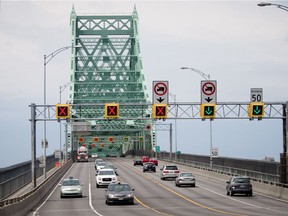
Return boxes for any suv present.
[226,176,253,196]
[96,169,117,188]
[160,165,179,180]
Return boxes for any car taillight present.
[174,170,180,173]
[163,171,169,174]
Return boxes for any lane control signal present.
[152,104,168,119]
[200,104,216,118]
[56,104,70,118]
[105,103,119,118]
[248,102,264,118]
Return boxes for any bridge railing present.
[164,157,285,187]
[0,155,57,200]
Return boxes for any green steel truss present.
[69,6,153,156]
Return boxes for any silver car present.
[59,176,83,198]
[175,172,196,187]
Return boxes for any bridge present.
[1,6,288,216]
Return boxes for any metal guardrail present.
[0,155,57,200]
[0,160,73,216]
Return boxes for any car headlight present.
[113,177,117,180]
[127,193,133,198]
[108,194,115,198]
[97,177,102,181]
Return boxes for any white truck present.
[77,146,88,162]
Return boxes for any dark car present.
[133,158,143,166]
[105,182,135,205]
[226,176,253,196]
[143,162,156,172]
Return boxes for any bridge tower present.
[68,6,153,157]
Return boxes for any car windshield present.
[165,166,178,170]
[97,162,107,166]
[181,173,192,177]
[234,178,250,183]
[109,184,131,192]
[62,179,80,186]
[145,163,154,166]
[99,170,115,175]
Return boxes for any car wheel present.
[230,191,234,196]
[192,184,195,187]
[226,190,230,196]
[96,183,99,188]
[250,192,253,196]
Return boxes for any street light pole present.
[257,2,288,11]
[43,45,77,178]
[180,66,214,169]
[169,93,177,162]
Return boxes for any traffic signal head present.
[56,104,70,118]
[152,104,168,119]
[248,102,264,118]
[105,103,119,118]
[200,104,216,118]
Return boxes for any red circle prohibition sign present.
[202,82,216,96]
[154,82,167,96]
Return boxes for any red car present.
[141,156,149,163]
[149,158,158,166]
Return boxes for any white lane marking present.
[32,163,75,216]
[89,163,104,216]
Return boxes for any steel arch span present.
[68,6,153,157]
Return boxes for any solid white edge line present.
[32,163,75,216]
[89,163,104,216]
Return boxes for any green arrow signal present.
[205,106,213,115]
[253,105,262,115]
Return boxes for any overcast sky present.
[1,0,288,168]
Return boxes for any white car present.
[59,176,83,198]
[96,168,117,188]
[95,161,107,172]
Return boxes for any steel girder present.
[68,6,152,153]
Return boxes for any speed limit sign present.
[210,147,219,158]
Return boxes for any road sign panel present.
[248,102,264,118]
[152,104,168,119]
[250,88,263,102]
[105,103,119,118]
[200,104,216,118]
[56,104,70,118]
[211,147,219,158]
[153,81,169,104]
[201,81,217,104]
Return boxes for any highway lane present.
[28,158,288,216]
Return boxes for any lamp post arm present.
[277,4,288,11]
[180,67,210,80]
[258,2,288,12]
[44,46,73,65]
